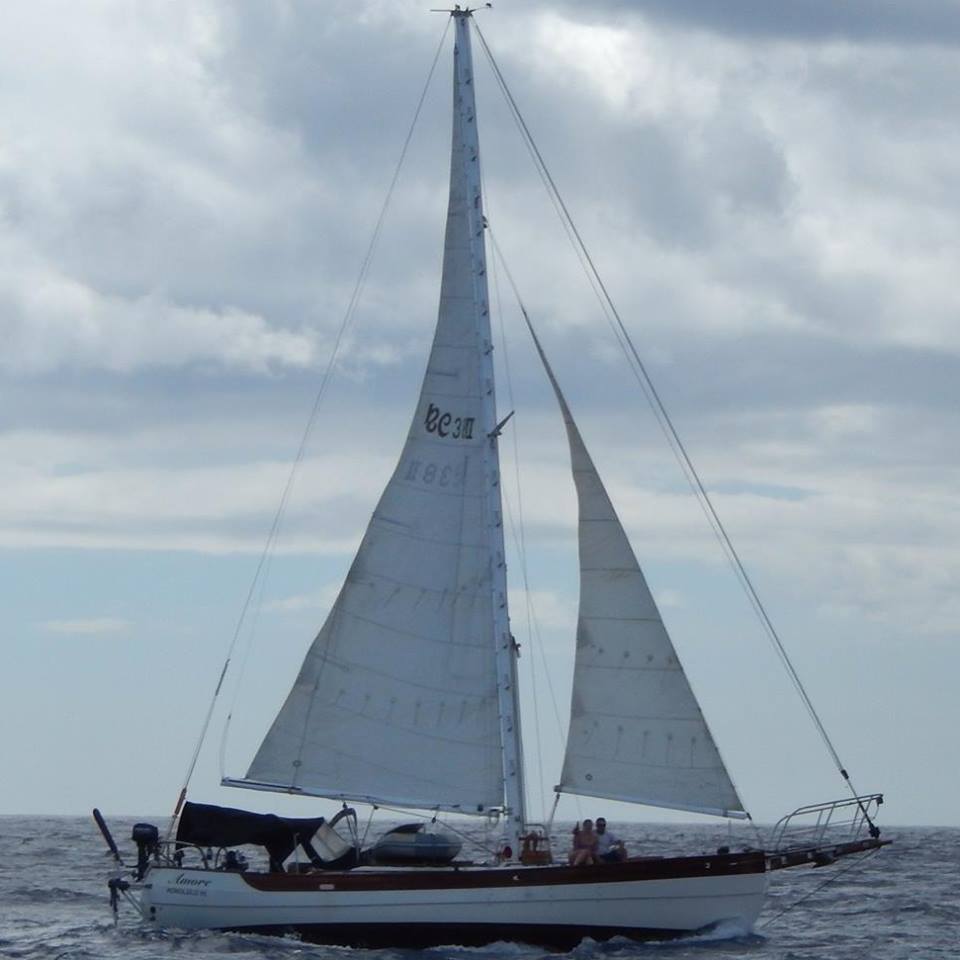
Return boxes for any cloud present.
[555,16,957,347]
[0,261,317,375]
[508,587,577,633]
[2,3,957,647]
[263,583,341,614]
[550,0,960,45]
[38,617,132,636]
[0,1,434,379]
[0,428,397,553]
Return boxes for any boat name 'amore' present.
[168,874,212,896]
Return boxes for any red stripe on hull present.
[239,851,766,894]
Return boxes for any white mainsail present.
[527,325,746,819]
[234,31,508,815]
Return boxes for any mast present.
[452,7,526,855]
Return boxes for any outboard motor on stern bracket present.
[131,822,160,880]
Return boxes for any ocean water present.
[0,817,955,960]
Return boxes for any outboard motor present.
[131,822,160,880]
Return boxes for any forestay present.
[528,326,746,819]
[234,48,504,814]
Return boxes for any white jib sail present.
[527,326,746,819]
[239,43,504,814]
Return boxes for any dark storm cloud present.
[554,0,960,45]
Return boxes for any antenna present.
[429,4,493,13]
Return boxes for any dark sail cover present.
[176,801,329,871]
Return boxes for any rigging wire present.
[487,223,547,823]
[483,162,570,824]
[471,19,874,826]
[166,18,453,832]
[487,226,591,826]
[758,847,882,929]
[218,504,286,780]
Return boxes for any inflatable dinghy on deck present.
[369,823,462,865]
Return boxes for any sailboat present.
[95,7,886,949]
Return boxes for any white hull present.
[140,855,769,948]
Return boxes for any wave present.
[5,886,104,905]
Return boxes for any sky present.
[2,0,959,832]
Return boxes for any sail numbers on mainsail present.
[424,402,476,440]
[403,458,467,488]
